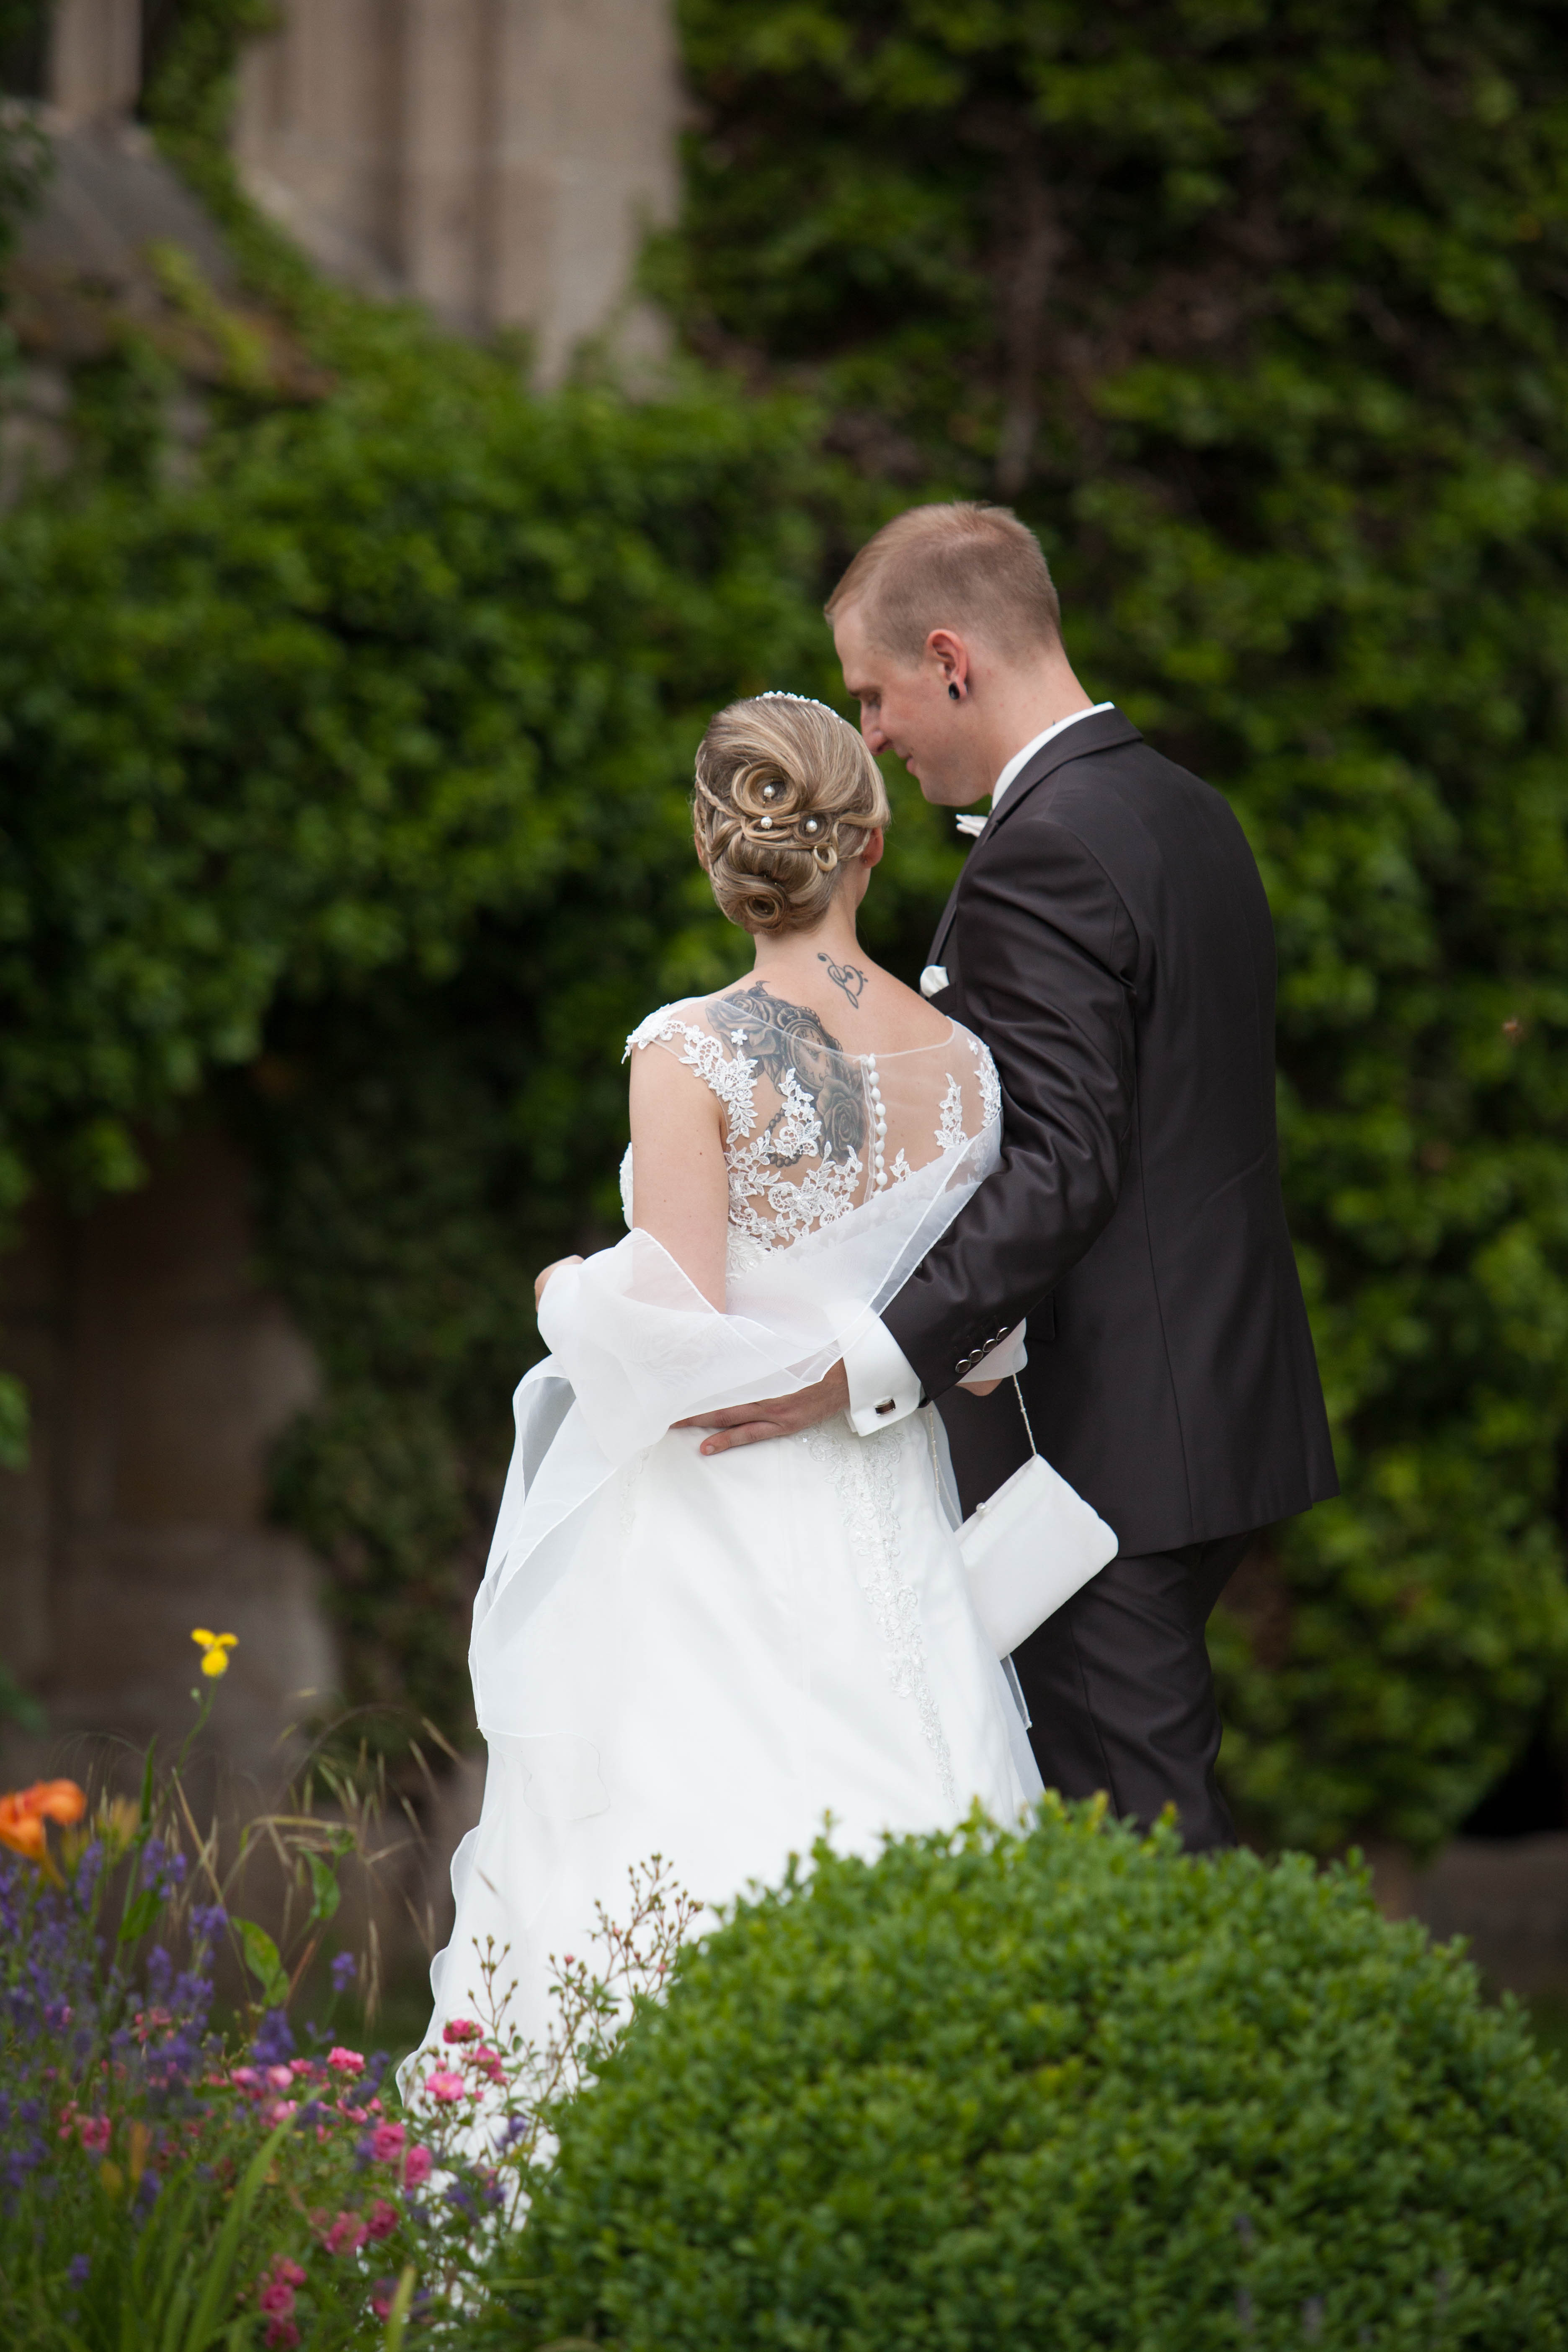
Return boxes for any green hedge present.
[0,329,955,1728]
[492,1803,1568,2352]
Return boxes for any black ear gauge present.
[948,682,961,701]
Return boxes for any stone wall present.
[0,1130,334,1790]
[232,0,681,378]
[26,0,681,379]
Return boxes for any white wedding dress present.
[419,985,1042,2064]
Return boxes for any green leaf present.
[178,2119,294,2352]
[0,1369,28,1470]
[304,1847,342,1924]
[234,1917,289,2008]
[117,1886,164,1947]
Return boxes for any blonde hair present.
[693,693,890,937]
[824,500,1062,663]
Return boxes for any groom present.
[691,500,1337,1849]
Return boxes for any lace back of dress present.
[624,986,1000,1258]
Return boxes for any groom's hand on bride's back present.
[676,1362,851,1455]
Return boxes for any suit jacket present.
[885,707,1338,1556]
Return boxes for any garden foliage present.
[0,1653,683,2347]
[493,1801,1568,2352]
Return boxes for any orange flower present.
[0,1778,88,1864]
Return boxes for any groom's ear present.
[926,627,970,698]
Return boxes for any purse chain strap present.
[923,1372,1041,1497]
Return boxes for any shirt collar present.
[990,703,1116,811]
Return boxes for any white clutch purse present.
[957,1380,1118,1657]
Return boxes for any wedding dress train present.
[419,988,1042,2066]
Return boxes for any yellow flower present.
[191,1628,237,1679]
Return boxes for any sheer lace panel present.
[623,983,999,1253]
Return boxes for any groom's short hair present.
[825,501,1062,663]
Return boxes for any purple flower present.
[330,1952,357,1993]
[190,1904,227,1943]
[252,2009,295,2066]
[139,1840,186,1893]
[67,2255,90,2285]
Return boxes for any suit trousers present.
[1010,1529,1256,1852]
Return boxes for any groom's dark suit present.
[883,706,1336,1847]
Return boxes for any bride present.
[420,690,1042,2060]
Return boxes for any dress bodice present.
[621,982,1001,1260]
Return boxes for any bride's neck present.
[748,897,863,988]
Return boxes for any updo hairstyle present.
[693,694,891,937]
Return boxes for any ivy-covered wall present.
[651,0,1568,1853]
[4,0,1568,1850]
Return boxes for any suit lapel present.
[924,708,1142,967]
[928,871,965,966]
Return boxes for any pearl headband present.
[757,689,842,718]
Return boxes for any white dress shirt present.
[843,701,1114,1436]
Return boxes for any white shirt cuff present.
[959,1320,1028,1385]
[843,1313,922,1435]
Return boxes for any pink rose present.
[366,2198,398,2241]
[404,2143,433,2187]
[230,2066,260,2092]
[79,2114,111,2154]
[322,2210,369,2257]
[326,2046,365,2075]
[442,2017,480,2044]
[425,2069,466,2104]
[267,2066,294,2092]
[263,2325,300,2352]
[370,2120,406,2163]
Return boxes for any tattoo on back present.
[818,952,867,1010]
[709,980,867,1166]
